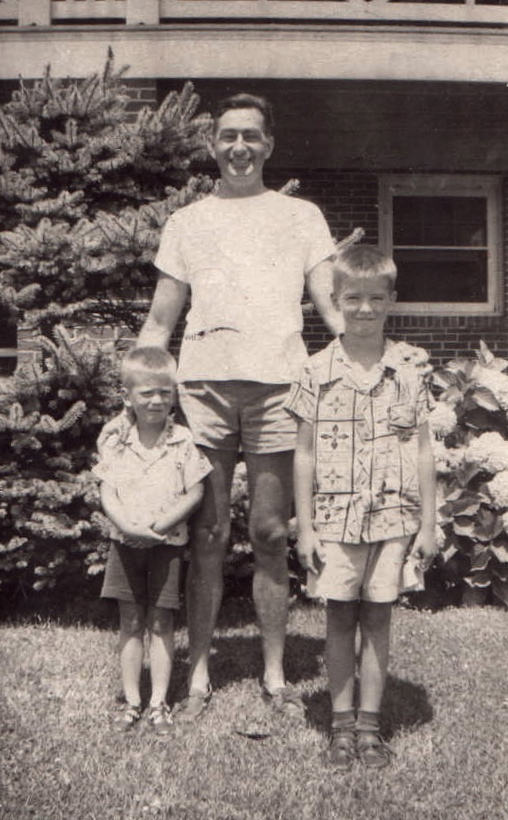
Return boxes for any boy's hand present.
[409,527,437,571]
[122,520,166,549]
[296,528,326,575]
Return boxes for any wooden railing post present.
[18,0,51,26]
[126,0,160,25]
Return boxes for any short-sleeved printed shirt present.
[93,412,212,546]
[285,338,433,544]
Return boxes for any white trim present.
[379,174,502,316]
[3,25,508,82]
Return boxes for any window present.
[379,175,501,315]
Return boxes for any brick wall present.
[10,78,508,373]
[266,167,508,368]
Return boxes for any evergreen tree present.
[0,54,214,601]
[0,49,214,334]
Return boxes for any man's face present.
[333,276,396,338]
[209,107,274,191]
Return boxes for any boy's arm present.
[306,260,345,338]
[294,419,326,574]
[151,482,205,536]
[411,421,437,566]
[137,272,189,348]
[100,483,165,547]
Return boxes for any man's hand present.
[409,526,437,571]
[296,528,326,575]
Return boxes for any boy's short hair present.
[121,347,177,388]
[213,93,275,137]
[333,245,397,292]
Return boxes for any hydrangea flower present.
[466,432,508,474]
[486,470,508,508]
[428,402,457,438]
[474,367,508,411]
[432,439,465,475]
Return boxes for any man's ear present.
[390,289,398,304]
[264,135,275,160]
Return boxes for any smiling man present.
[137,93,341,720]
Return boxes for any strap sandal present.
[176,684,212,722]
[147,702,173,736]
[356,731,394,769]
[329,729,357,771]
[112,702,142,733]
[261,684,306,717]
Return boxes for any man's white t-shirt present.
[154,190,335,384]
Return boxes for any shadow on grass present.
[168,630,324,703]
[303,673,433,739]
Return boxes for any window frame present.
[378,173,502,316]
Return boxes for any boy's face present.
[333,275,396,338]
[123,372,176,428]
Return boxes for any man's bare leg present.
[245,450,294,695]
[185,447,237,699]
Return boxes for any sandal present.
[329,729,357,771]
[357,731,394,769]
[112,702,142,733]
[147,702,173,736]
[176,685,212,722]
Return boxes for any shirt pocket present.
[388,403,417,431]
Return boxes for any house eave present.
[1,22,508,82]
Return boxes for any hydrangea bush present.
[430,341,508,606]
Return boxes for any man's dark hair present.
[213,93,275,136]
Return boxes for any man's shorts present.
[306,536,412,604]
[101,542,183,609]
[178,380,296,454]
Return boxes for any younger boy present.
[94,347,212,735]
[286,245,436,769]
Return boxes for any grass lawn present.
[1,599,507,820]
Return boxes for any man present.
[137,93,342,720]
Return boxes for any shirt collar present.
[123,413,187,452]
[316,337,404,386]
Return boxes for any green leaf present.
[492,576,508,604]
[490,544,508,564]
[474,508,505,542]
[471,387,500,412]
[464,568,493,588]
[453,517,475,537]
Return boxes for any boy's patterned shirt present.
[285,338,433,544]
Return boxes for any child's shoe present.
[147,702,173,736]
[112,702,142,733]
[356,731,393,769]
[329,729,357,771]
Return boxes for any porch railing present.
[1,0,508,27]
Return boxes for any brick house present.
[2,0,508,368]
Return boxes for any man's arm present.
[294,419,325,574]
[306,259,344,338]
[137,272,189,349]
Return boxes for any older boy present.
[137,93,340,719]
[287,245,437,769]
[94,348,212,734]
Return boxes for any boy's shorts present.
[101,542,183,609]
[178,380,296,454]
[306,536,412,604]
